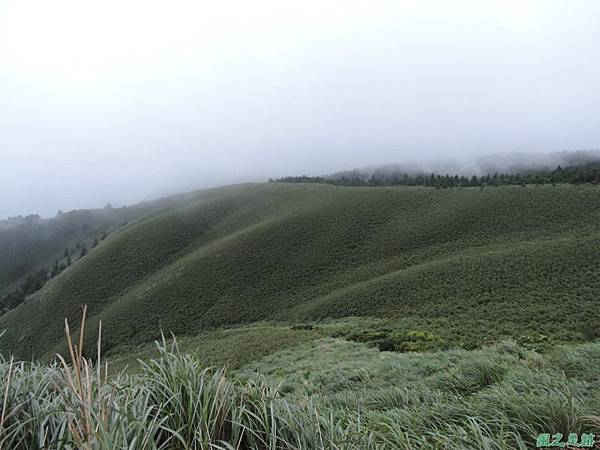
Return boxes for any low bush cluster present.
[345,328,446,352]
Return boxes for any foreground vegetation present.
[2,313,600,449]
[242,338,600,449]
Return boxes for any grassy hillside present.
[2,182,600,358]
[0,205,157,296]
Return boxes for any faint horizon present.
[3,149,599,220]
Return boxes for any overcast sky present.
[1,0,599,218]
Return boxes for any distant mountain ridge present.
[326,149,600,180]
[273,150,600,188]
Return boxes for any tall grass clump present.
[139,337,383,449]
[0,307,170,449]
[0,308,384,449]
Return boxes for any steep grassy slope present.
[0,205,161,296]
[2,183,600,359]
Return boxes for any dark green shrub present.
[291,323,314,330]
[378,339,395,352]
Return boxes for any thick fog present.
[1,0,599,218]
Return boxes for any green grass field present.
[2,182,600,359]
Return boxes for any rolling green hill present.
[2,182,600,359]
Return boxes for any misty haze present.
[1,0,599,217]
[1,1,600,449]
